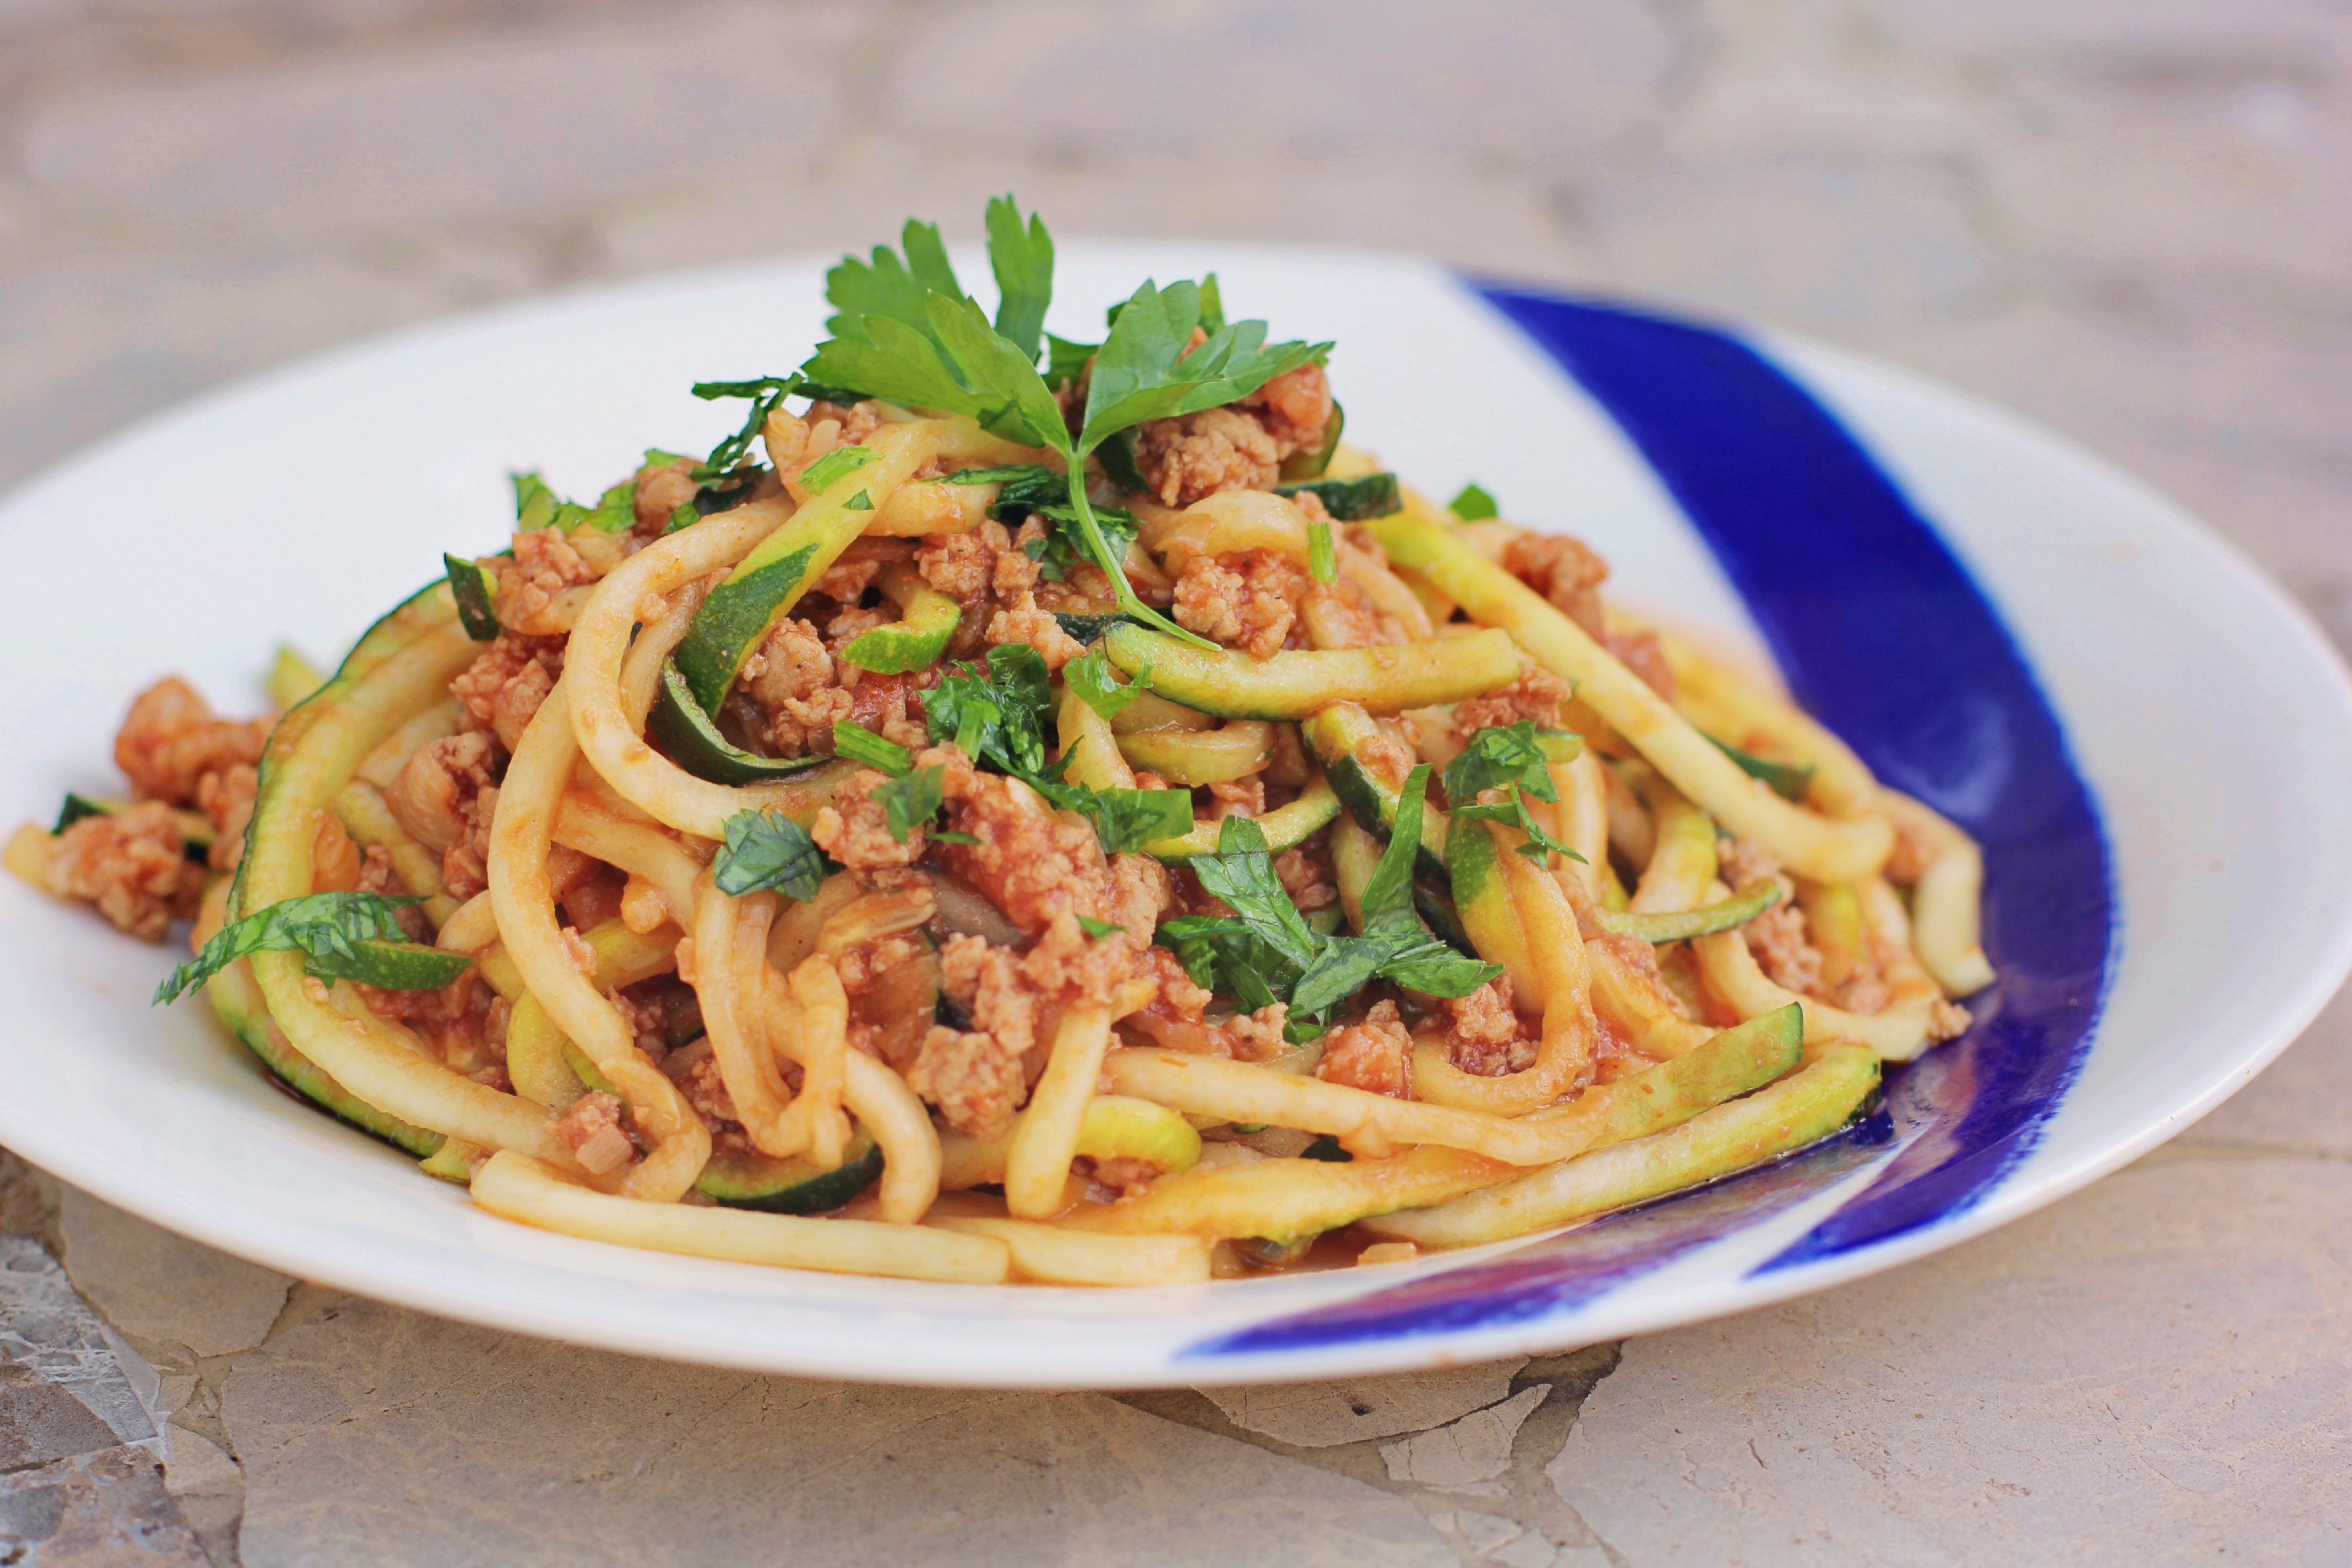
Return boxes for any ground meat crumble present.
[1315,999,1415,1099]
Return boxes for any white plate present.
[3,244,2348,1388]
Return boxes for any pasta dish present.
[6,201,1993,1288]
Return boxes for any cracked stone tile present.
[219,1292,1452,1567]
[59,1191,289,1362]
[158,1423,242,1568]
[0,1445,209,1566]
[0,1237,161,1456]
[1196,1359,1525,1448]
[1380,1385,1550,1492]
[1552,1158,2352,1565]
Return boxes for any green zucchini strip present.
[1057,681,1137,791]
[840,566,960,674]
[1104,621,1519,721]
[647,660,831,786]
[937,1094,1203,1191]
[672,427,948,711]
[1367,513,1892,884]
[230,594,572,1162]
[1297,701,1469,949]
[1448,813,1540,1002]
[1107,688,1216,735]
[1367,1041,1877,1248]
[1064,1144,1510,1245]
[1593,882,1783,944]
[699,1136,885,1214]
[205,928,444,1159]
[1114,721,1273,786]
[1142,775,1339,861]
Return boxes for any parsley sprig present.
[155,893,466,1005]
[917,647,1188,854]
[1160,767,1501,1021]
[797,197,1329,649]
[1442,723,1589,868]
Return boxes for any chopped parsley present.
[1063,646,1139,720]
[1442,723,1588,868]
[155,892,465,1005]
[1449,482,1499,521]
[691,375,800,482]
[1278,472,1402,523]
[831,721,913,777]
[713,811,830,901]
[1160,775,1499,1022]
[872,766,947,842]
[510,470,634,535]
[799,443,878,493]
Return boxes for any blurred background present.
[3,0,2347,661]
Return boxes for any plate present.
[3,243,2348,1388]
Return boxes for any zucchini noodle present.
[35,208,1999,1286]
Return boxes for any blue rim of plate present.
[1184,283,2119,1359]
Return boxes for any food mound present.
[6,200,1993,1288]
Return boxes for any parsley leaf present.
[1279,472,1402,522]
[831,721,912,776]
[1442,722,1563,806]
[1076,915,1124,940]
[155,892,447,1005]
[1064,646,1139,719]
[1443,723,1588,867]
[793,202,1331,651]
[823,218,965,352]
[1452,794,1586,867]
[984,194,1054,363]
[1081,788,1193,854]
[922,645,1055,775]
[1044,333,1097,391]
[1188,814,1321,973]
[799,444,878,493]
[692,376,800,481]
[714,811,830,901]
[1449,483,1499,521]
[873,766,946,842]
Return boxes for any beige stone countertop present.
[1,2,2348,1563]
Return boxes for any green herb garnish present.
[797,199,1328,650]
[831,721,913,777]
[1279,472,1402,523]
[799,444,878,493]
[1449,483,1498,521]
[872,766,947,843]
[155,892,466,1005]
[714,811,830,901]
[1064,646,1139,720]
[1443,723,1588,868]
[691,376,800,482]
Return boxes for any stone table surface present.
[2,1,2349,1563]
